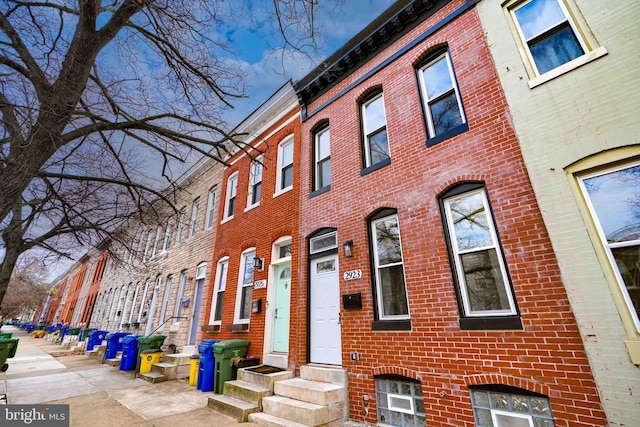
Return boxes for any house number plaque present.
[343,269,362,280]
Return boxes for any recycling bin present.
[119,335,139,371]
[26,324,35,333]
[80,328,96,342]
[0,337,19,372]
[189,355,200,386]
[197,339,218,392]
[135,335,166,372]
[139,349,162,374]
[86,330,108,351]
[212,339,249,394]
[104,332,129,360]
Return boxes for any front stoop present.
[208,367,293,422]
[139,353,191,383]
[86,344,106,359]
[249,365,347,427]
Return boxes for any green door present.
[273,263,291,353]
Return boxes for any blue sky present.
[217,0,397,125]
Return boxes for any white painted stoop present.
[248,365,348,427]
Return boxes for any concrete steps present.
[247,365,347,427]
[208,367,293,422]
[139,353,191,383]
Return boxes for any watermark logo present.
[2,405,69,426]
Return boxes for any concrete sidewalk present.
[0,325,256,426]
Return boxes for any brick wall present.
[295,1,606,425]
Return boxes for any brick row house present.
[476,0,640,424]
[290,0,606,425]
[35,0,640,425]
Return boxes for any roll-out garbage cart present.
[0,337,19,372]
[189,355,199,386]
[0,332,12,339]
[135,335,166,372]
[139,349,163,374]
[68,327,80,336]
[197,339,218,392]
[119,335,139,371]
[104,332,128,360]
[213,339,249,394]
[86,330,108,351]
[80,328,96,342]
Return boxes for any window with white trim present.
[235,249,255,322]
[151,225,162,259]
[313,125,331,192]
[189,197,200,238]
[417,49,467,145]
[362,92,390,168]
[175,208,186,246]
[205,187,217,230]
[470,387,555,427]
[375,376,425,427]
[142,230,152,261]
[162,218,173,251]
[173,270,188,324]
[369,210,409,320]
[224,172,238,220]
[440,184,519,327]
[160,275,172,323]
[276,137,294,194]
[247,158,263,208]
[209,258,228,325]
[579,162,640,331]
[509,0,586,76]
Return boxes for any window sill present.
[273,186,293,198]
[309,185,331,199]
[528,46,608,89]
[372,319,412,331]
[625,340,640,365]
[244,203,260,213]
[220,215,234,225]
[201,324,221,332]
[226,323,249,332]
[459,316,522,330]
[426,122,469,147]
[360,157,391,176]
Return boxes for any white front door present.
[273,263,291,352]
[310,254,342,365]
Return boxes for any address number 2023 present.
[343,269,362,280]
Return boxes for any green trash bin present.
[212,339,249,394]
[81,328,96,341]
[0,338,19,372]
[68,328,80,336]
[135,335,166,372]
[0,332,12,339]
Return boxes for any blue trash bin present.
[197,339,218,392]
[119,335,139,371]
[86,330,108,351]
[104,332,129,360]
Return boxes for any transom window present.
[375,376,425,427]
[310,231,337,254]
[470,388,555,427]
[510,0,586,76]
[370,211,409,320]
[417,50,467,145]
[579,162,640,331]
[313,125,331,191]
[362,92,390,168]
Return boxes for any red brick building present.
[201,83,301,369]
[292,0,606,425]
